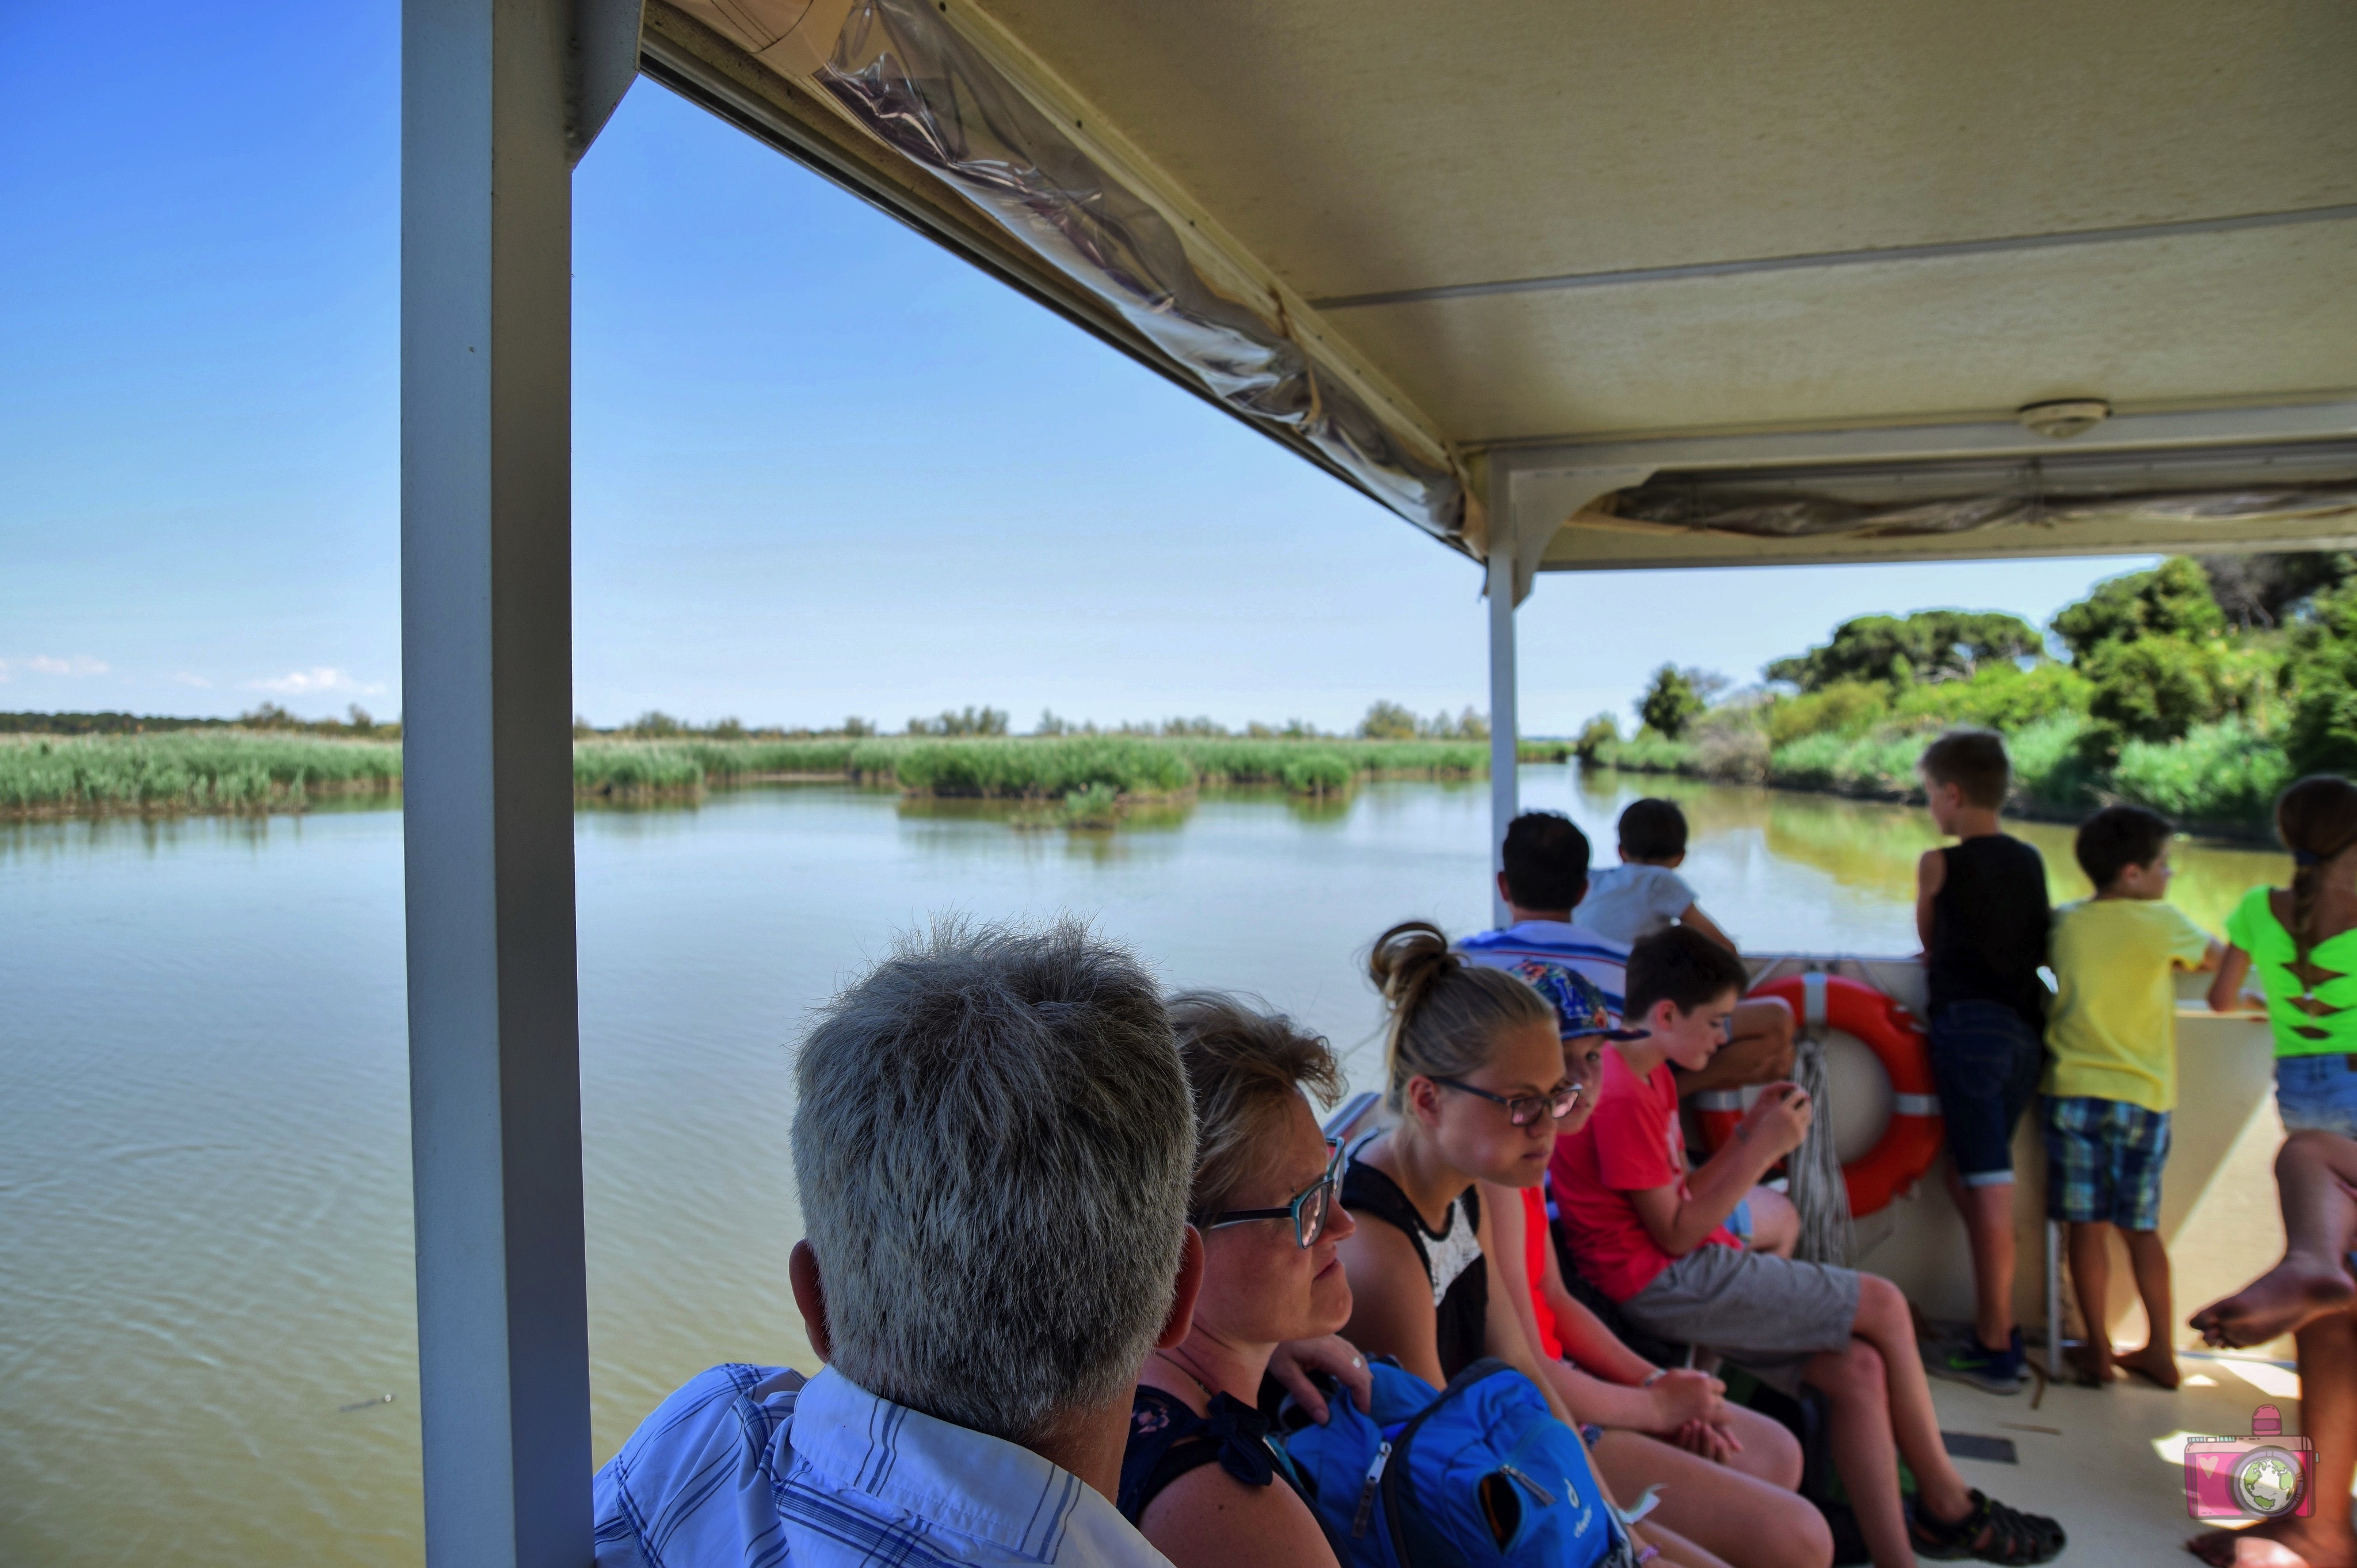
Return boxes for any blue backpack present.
[1282,1357,1633,1568]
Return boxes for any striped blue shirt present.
[594,1364,1173,1568]
[1457,920,1631,1025]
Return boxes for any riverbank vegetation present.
[0,730,405,815]
[3,723,1533,819]
[1580,553,2355,836]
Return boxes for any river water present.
[0,767,2286,1563]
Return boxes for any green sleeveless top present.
[2225,886,2357,1058]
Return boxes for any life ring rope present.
[1692,971,1943,1219]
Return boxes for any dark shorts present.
[2042,1095,2170,1230]
[1928,1001,2045,1184]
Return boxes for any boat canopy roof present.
[643,0,2357,577]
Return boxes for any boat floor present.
[1924,1351,2306,1565]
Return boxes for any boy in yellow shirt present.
[2045,804,2223,1387]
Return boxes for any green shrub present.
[1890,661,2090,734]
[1765,682,1888,746]
[1060,783,1122,827]
[1574,713,1621,761]
[1595,731,1700,773]
[2080,638,2252,744]
[2108,721,2291,825]
[1279,751,1355,794]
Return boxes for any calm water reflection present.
[0,768,2291,1563]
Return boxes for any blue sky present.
[0,2,2153,736]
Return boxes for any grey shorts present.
[1620,1244,1862,1395]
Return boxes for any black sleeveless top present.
[1118,1387,1327,1535]
[1929,833,2051,1028]
[1340,1149,1488,1380]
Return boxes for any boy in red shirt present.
[1551,928,2064,1566]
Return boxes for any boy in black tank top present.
[1914,730,2051,1395]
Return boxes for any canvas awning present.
[639,0,2357,578]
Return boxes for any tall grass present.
[4,731,1498,817]
[888,737,1198,797]
[0,731,402,814]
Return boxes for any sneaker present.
[1936,1328,2026,1394]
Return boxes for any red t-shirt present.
[1520,1185,1565,1361]
[1548,1047,1741,1302]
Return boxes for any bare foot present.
[2066,1342,2116,1386]
[2192,1256,2357,1348]
[2188,1513,2357,1567]
[2119,1341,2181,1389]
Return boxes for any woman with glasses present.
[1118,992,1360,1568]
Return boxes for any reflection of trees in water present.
[1758,792,1940,900]
[1581,766,2291,936]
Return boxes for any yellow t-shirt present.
[2044,897,2216,1112]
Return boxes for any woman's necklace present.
[1151,1346,1224,1404]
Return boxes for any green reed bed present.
[0,731,402,815]
[570,738,890,795]
[887,737,1198,798]
[6,731,1501,818]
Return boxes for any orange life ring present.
[1691,972,1943,1219]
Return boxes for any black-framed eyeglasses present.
[1201,1138,1344,1249]
[1433,1075,1582,1127]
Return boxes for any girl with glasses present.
[1341,921,1833,1568]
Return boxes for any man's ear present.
[1157,1225,1207,1350]
[790,1239,834,1364]
[1494,869,1514,907]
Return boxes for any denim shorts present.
[2276,1054,2357,1140]
[2043,1095,2170,1230]
[1928,1001,2046,1183]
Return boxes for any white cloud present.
[173,672,214,689]
[246,666,385,696]
[18,654,110,677]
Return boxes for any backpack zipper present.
[1498,1463,1557,1507]
[1351,1440,1393,1538]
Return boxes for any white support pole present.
[402,1,598,1562]
[1487,459,1520,930]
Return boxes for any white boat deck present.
[1927,1352,2305,1565]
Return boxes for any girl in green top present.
[2191,775,2357,1353]
[2187,776,2357,1568]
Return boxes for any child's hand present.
[1645,1367,1726,1433]
[1740,1082,1813,1158]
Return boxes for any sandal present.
[1909,1489,2066,1564]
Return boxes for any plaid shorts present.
[2042,1094,2171,1230]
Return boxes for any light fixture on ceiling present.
[2017,398,2112,439]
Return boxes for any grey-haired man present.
[594,919,1205,1566]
